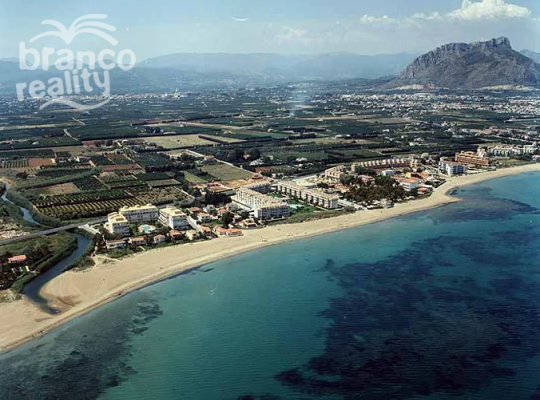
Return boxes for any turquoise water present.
[2,172,540,400]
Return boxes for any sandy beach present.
[1,163,540,353]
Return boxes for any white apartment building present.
[486,144,537,157]
[439,159,465,176]
[159,206,190,230]
[275,181,339,209]
[119,204,159,223]
[254,203,290,219]
[233,187,290,219]
[324,165,346,181]
[245,181,272,194]
[352,158,411,172]
[106,212,131,237]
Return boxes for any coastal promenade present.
[1,163,540,353]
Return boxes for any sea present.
[1,171,540,400]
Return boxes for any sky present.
[0,0,539,61]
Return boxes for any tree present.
[221,212,234,228]
[246,148,261,160]
[239,210,250,219]
[340,175,355,186]
[354,167,377,176]
[205,191,231,206]
[15,172,28,180]
[286,155,297,164]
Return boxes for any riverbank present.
[1,163,540,353]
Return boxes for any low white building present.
[400,179,420,192]
[197,213,213,223]
[381,199,393,208]
[106,239,127,249]
[185,230,199,241]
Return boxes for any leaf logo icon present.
[29,14,118,45]
[39,97,110,111]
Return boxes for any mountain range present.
[0,52,415,93]
[137,52,415,81]
[0,38,538,93]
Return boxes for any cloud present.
[359,14,396,24]
[265,0,539,54]
[364,0,532,24]
[449,0,532,20]
[275,27,310,44]
[411,12,442,21]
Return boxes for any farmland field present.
[146,179,181,188]
[140,135,217,148]
[73,176,107,191]
[200,164,253,181]
[36,183,81,196]
[331,149,382,158]
[37,198,140,220]
[0,160,29,169]
[183,171,207,184]
[130,186,188,204]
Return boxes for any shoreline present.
[1,163,540,354]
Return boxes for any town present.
[0,87,539,292]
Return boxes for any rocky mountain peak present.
[390,37,540,89]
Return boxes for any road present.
[0,217,107,246]
[0,201,181,247]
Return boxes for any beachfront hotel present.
[275,181,339,209]
[455,149,490,167]
[233,187,291,219]
[119,204,159,223]
[106,212,131,236]
[159,206,190,230]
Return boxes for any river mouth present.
[1,180,93,313]
[22,234,92,314]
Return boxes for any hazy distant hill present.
[137,52,416,81]
[388,37,540,89]
[521,49,540,64]
[0,52,416,94]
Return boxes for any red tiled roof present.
[8,255,27,263]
